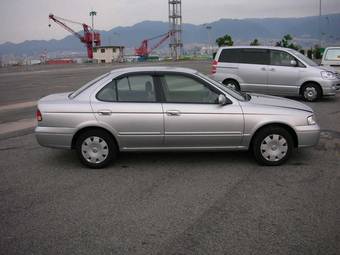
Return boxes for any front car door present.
[91,73,164,150]
[267,50,302,96]
[159,73,244,148]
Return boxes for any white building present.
[93,46,124,63]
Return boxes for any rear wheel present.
[75,129,117,168]
[252,126,293,166]
[223,79,240,91]
[301,83,321,102]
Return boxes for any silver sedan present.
[35,67,320,168]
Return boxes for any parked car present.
[321,47,340,67]
[212,46,340,101]
[35,67,320,168]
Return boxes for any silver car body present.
[212,46,340,97]
[35,66,320,152]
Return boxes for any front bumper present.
[295,124,320,148]
[35,126,74,149]
[320,79,340,96]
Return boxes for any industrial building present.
[93,46,124,63]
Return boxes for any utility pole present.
[89,10,97,49]
[206,25,212,57]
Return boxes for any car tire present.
[75,129,117,169]
[223,79,240,91]
[301,83,321,102]
[252,126,293,166]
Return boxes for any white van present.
[212,46,340,101]
[321,47,340,67]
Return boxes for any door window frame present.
[270,49,306,68]
[95,72,163,103]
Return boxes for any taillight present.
[36,109,42,121]
[211,60,218,74]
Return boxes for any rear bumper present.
[35,126,74,149]
[295,124,320,148]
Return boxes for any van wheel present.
[223,79,240,91]
[252,126,293,166]
[75,129,117,169]
[301,83,321,102]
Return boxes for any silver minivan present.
[212,46,340,101]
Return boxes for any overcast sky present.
[1,0,339,44]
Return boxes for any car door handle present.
[166,110,181,116]
[98,110,112,116]
[261,67,266,71]
[268,68,275,71]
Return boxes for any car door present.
[267,50,301,96]
[237,48,270,93]
[159,73,244,148]
[91,73,164,149]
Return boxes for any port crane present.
[135,32,173,58]
[48,14,101,59]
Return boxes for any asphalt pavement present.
[0,61,339,255]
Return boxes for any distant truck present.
[321,47,340,67]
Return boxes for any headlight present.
[321,71,336,80]
[307,115,316,125]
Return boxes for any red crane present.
[48,14,101,59]
[135,32,173,57]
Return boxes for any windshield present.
[69,72,110,99]
[288,49,318,66]
[196,72,248,101]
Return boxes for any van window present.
[324,49,340,61]
[270,50,296,66]
[218,48,269,65]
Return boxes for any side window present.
[242,49,270,65]
[218,49,242,63]
[270,50,296,67]
[162,75,219,104]
[96,80,117,102]
[116,75,156,102]
[218,48,269,65]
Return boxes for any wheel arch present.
[71,126,120,150]
[249,122,298,149]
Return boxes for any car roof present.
[109,66,197,75]
[218,45,294,51]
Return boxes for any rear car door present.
[267,50,301,96]
[159,73,244,148]
[91,73,164,149]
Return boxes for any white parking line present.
[0,118,36,135]
[0,101,37,112]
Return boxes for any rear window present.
[218,48,270,65]
[324,49,340,61]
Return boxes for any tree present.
[313,44,322,59]
[216,34,234,47]
[275,34,300,50]
[250,38,260,46]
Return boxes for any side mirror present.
[218,94,228,105]
[290,59,297,66]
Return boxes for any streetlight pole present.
[89,10,97,50]
[319,0,322,47]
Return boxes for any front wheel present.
[252,127,293,166]
[75,129,117,169]
[301,83,321,102]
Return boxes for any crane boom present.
[48,13,100,59]
[135,32,173,58]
